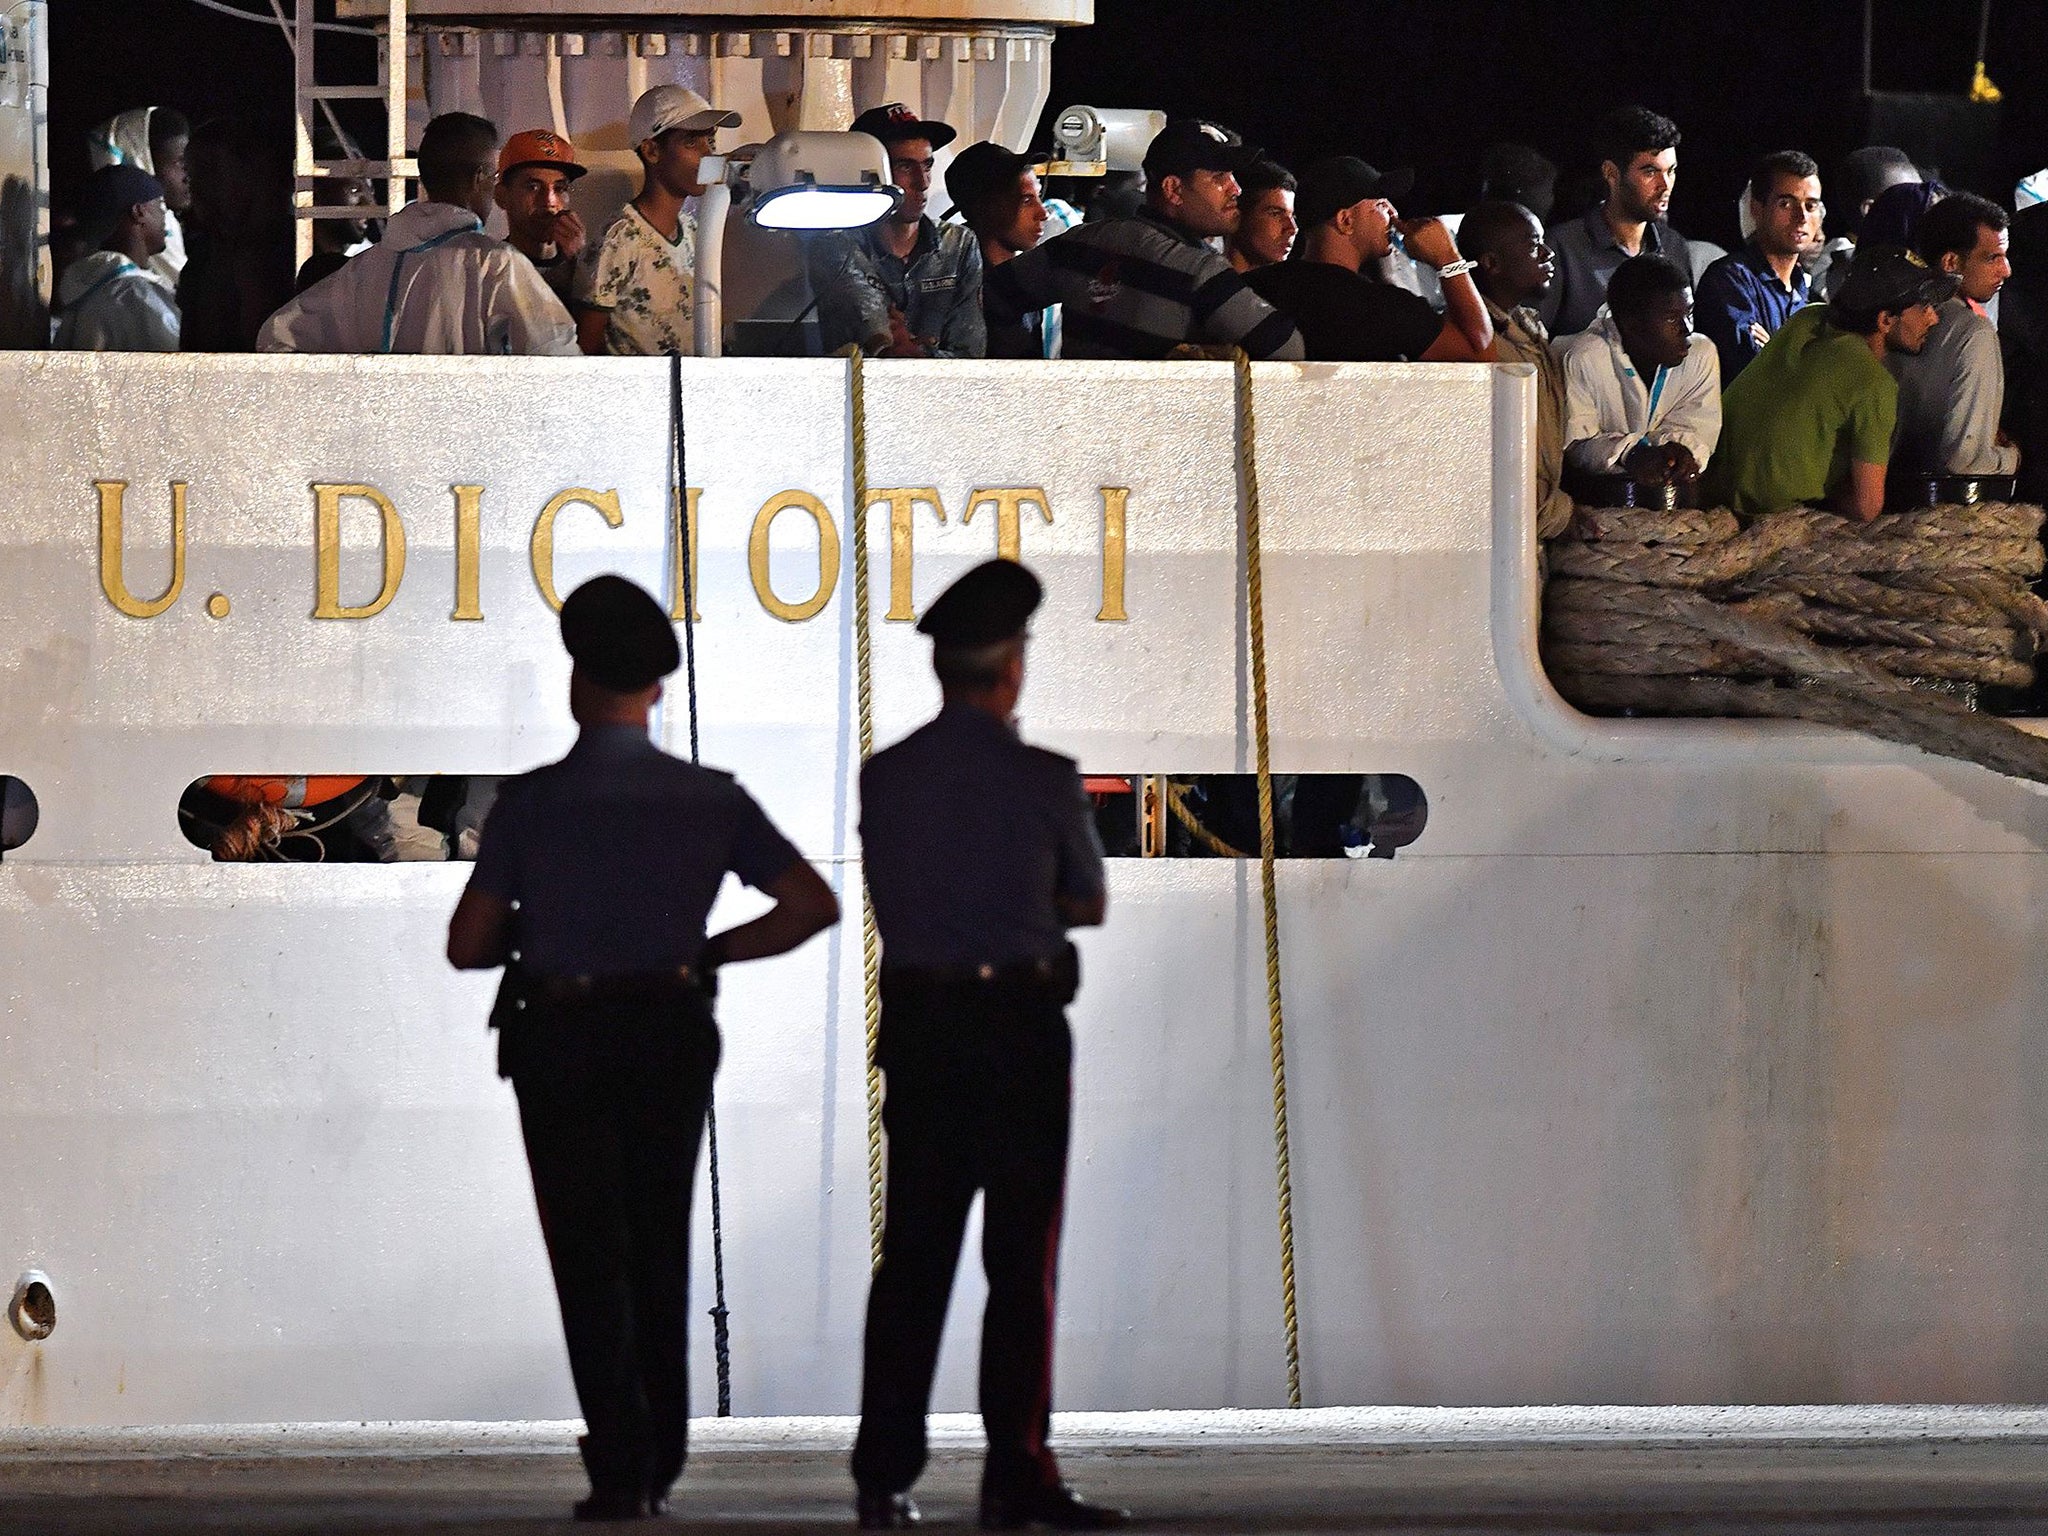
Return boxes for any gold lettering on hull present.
[96,480,187,618]
[963,487,1053,561]
[750,490,841,623]
[451,485,485,621]
[869,487,945,622]
[89,481,1133,625]
[670,488,702,624]
[312,484,408,620]
[1098,487,1130,622]
[530,488,624,613]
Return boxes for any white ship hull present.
[3,353,2045,1425]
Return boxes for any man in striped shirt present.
[984,118,1303,361]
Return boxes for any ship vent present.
[8,1271,54,1342]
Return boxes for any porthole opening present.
[0,776,38,857]
[1088,775,1428,860]
[179,776,499,863]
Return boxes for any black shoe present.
[980,1485,1130,1530]
[856,1491,922,1528]
[574,1487,648,1522]
[648,1451,684,1517]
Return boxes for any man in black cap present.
[54,163,180,351]
[947,141,1059,354]
[983,117,1302,360]
[809,102,984,357]
[1245,156,1492,362]
[447,575,839,1521]
[1706,244,1955,518]
[851,560,1123,1532]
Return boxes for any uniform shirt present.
[1694,240,1812,383]
[860,702,1107,970]
[1888,296,2019,477]
[1487,295,1575,540]
[984,207,1303,361]
[258,200,578,356]
[1702,304,1897,515]
[1555,314,1722,475]
[575,203,699,357]
[1541,205,1693,336]
[53,253,180,351]
[467,725,803,977]
[807,217,985,358]
[1244,260,1441,361]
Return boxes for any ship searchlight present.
[743,132,902,232]
[693,132,904,358]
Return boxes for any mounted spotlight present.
[747,131,901,231]
[692,131,903,358]
[1045,106,1166,177]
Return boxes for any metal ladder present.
[289,0,412,271]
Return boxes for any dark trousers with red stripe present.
[509,992,720,1499]
[852,976,1073,1499]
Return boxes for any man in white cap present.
[575,84,741,356]
[258,112,578,356]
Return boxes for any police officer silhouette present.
[447,575,839,1521]
[851,560,1128,1531]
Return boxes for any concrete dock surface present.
[3,1407,2048,1535]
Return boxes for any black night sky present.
[49,0,2048,249]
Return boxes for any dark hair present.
[1457,198,1541,264]
[1604,252,1689,322]
[932,637,1022,691]
[1747,149,1819,202]
[1596,106,1680,176]
[1827,298,1888,335]
[1478,142,1556,220]
[960,175,1027,234]
[417,112,498,200]
[1914,190,2008,267]
[149,108,190,153]
[1236,157,1297,203]
[1836,146,1917,217]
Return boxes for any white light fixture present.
[749,131,901,230]
[692,131,903,358]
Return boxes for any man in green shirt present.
[1705,244,1956,520]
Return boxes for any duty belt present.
[883,946,1078,992]
[533,965,705,1004]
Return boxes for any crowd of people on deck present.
[51,93,2048,527]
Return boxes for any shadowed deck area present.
[4,1408,2048,1534]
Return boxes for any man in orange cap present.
[496,128,587,307]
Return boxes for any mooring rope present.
[670,354,733,1417]
[1232,350,1303,1410]
[840,345,886,1271]
[1545,500,2048,784]
[1161,779,1254,860]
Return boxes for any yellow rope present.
[1161,779,1254,860]
[842,345,886,1270]
[1234,349,1303,1409]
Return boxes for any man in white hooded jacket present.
[88,106,190,291]
[55,165,180,352]
[259,113,577,357]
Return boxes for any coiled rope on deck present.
[841,345,887,1271]
[1545,500,2048,781]
[1233,350,1304,1410]
[670,354,733,1416]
